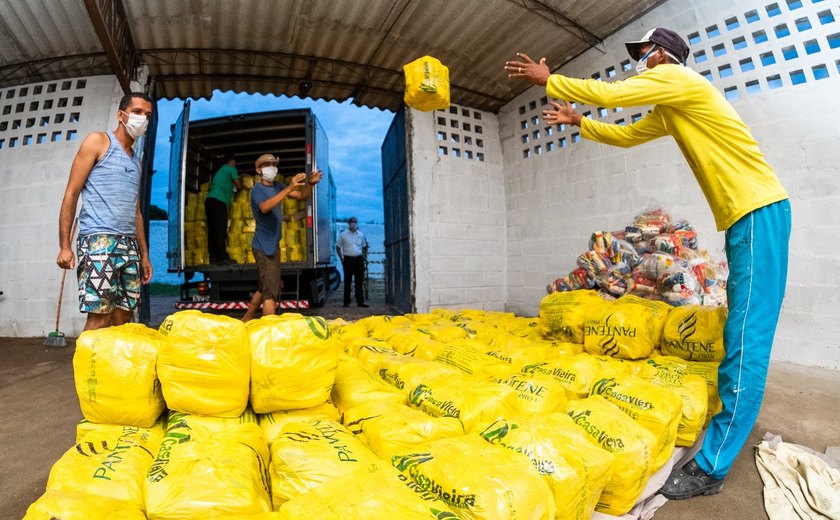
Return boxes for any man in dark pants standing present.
[336,217,368,307]
[205,154,241,265]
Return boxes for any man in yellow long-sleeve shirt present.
[506,28,791,500]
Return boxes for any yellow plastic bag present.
[276,462,458,519]
[258,402,341,445]
[73,323,165,427]
[407,374,518,433]
[157,310,250,417]
[539,290,607,343]
[374,353,464,395]
[392,435,555,519]
[584,295,671,360]
[661,305,727,362]
[403,55,450,112]
[644,356,722,424]
[23,490,146,520]
[489,372,568,415]
[330,354,405,415]
[480,415,615,520]
[646,370,708,446]
[247,314,337,413]
[417,338,512,378]
[589,375,683,470]
[357,405,464,460]
[519,353,604,398]
[565,396,658,515]
[144,413,271,519]
[269,419,380,509]
[37,422,163,516]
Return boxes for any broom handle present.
[56,217,78,331]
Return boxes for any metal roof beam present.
[507,0,602,46]
[83,0,139,94]
[0,52,109,85]
[142,48,507,108]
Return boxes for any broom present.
[45,217,78,347]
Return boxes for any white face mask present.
[635,46,657,74]
[120,111,149,139]
[260,165,278,182]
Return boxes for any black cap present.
[625,28,690,64]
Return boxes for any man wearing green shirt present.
[205,153,242,265]
[506,28,790,500]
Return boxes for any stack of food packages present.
[28,300,725,519]
[227,174,257,264]
[279,176,308,264]
[183,182,210,266]
[549,208,729,307]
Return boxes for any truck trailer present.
[167,104,340,311]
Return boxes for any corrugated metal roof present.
[0,0,667,112]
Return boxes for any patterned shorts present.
[77,234,141,313]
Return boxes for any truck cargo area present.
[168,106,339,308]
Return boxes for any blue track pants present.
[696,199,791,479]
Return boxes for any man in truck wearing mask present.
[242,153,321,321]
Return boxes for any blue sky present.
[150,91,395,224]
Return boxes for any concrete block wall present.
[500,0,840,369]
[0,75,124,336]
[406,104,507,312]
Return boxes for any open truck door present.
[167,100,190,274]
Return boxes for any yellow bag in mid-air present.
[276,462,457,519]
[565,396,658,516]
[157,310,250,417]
[403,55,450,112]
[661,305,727,362]
[73,323,165,427]
[247,314,337,413]
[480,415,615,520]
[392,434,555,519]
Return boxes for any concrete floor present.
[2,292,838,519]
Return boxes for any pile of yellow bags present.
[34,304,726,519]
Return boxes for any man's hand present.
[290,173,307,187]
[141,257,153,284]
[309,170,322,185]
[505,53,551,86]
[56,247,75,270]
[543,100,583,127]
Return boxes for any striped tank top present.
[78,131,142,236]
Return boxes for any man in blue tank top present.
[56,92,153,331]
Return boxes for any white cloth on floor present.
[755,432,840,520]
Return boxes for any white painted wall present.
[0,75,125,336]
[499,0,840,368]
[406,105,507,312]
